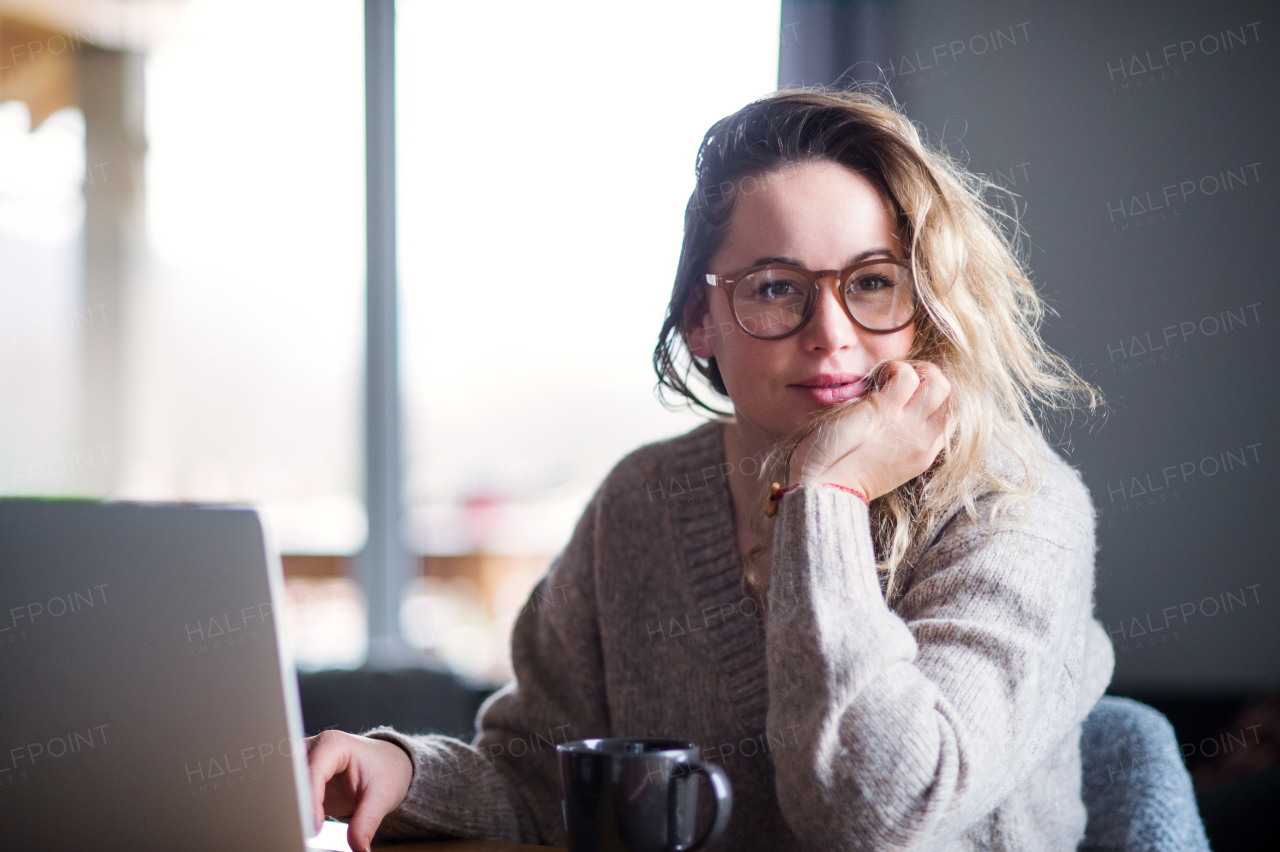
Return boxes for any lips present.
[790,373,865,405]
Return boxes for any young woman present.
[306,90,1115,852]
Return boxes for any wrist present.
[767,480,868,517]
[789,470,870,500]
[788,457,868,496]
[363,732,415,799]
[822,482,869,503]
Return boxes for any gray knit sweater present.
[369,420,1115,851]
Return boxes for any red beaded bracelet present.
[765,481,868,517]
[825,483,870,503]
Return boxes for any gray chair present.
[1080,696,1212,851]
[297,667,495,740]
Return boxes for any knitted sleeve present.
[765,466,1108,851]
[365,489,610,846]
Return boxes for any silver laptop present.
[0,499,326,852]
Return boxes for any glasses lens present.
[844,262,917,330]
[732,267,810,337]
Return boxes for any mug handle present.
[677,759,732,852]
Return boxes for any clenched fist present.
[788,360,951,500]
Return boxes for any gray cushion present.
[1080,696,1212,852]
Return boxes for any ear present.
[683,295,715,360]
[687,322,715,360]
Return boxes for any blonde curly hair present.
[653,88,1100,603]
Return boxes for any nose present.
[797,276,859,352]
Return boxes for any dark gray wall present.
[780,0,1277,693]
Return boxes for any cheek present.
[705,302,745,359]
[715,336,782,400]
[865,327,915,361]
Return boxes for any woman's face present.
[689,160,916,442]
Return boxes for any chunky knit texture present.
[367,420,1115,850]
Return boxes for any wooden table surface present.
[309,819,564,851]
[377,841,564,851]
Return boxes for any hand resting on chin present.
[787,360,952,501]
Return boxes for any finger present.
[926,395,950,434]
[911,361,947,397]
[904,362,950,419]
[941,403,958,441]
[901,412,947,465]
[926,428,947,465]
[308,732,351,833]
[905,392,949,458]
[305,736,324,834]
[877,360,920,409]
[347,784,401,852]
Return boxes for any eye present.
[743,268,809,301]
[851,273,896,291]
[754,279,800,299]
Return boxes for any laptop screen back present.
[0,500,312,852]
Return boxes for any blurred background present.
[1,0,1276,846]
[0,0,775,682]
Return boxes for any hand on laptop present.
[307,730,413,852]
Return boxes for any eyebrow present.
[749,248,897,268]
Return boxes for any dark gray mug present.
[557,738,733,852]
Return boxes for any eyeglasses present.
[704,258,921,339]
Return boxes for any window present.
[2,0,779,679]
[0,103,85,495]
[396,0,780,680]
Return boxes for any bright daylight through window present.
[0,0,780,681]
